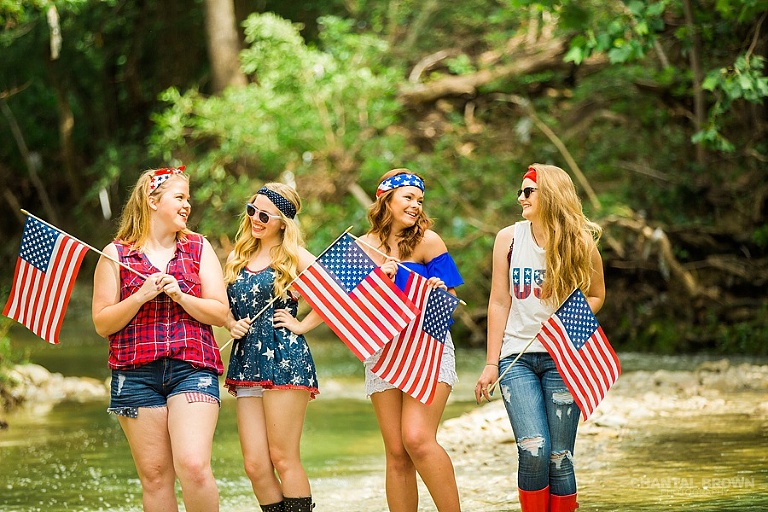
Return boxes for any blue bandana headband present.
[257,186,297,219]
[376,173,425,198]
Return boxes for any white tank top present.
[500,221,555,358]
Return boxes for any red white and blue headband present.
[257,186,297,219]
[148,166,185,194]
[376,173,425,198]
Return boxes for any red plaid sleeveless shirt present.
[107,233,223,374]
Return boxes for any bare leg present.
[167,394,220,512]
[237,396,284,505]
[118,407,178,512]
[401,383,460,512]
[263,389,312,498]
[371,389,418,512]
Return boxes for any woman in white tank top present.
[474,164,605,512]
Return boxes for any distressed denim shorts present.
[109,358,221,418]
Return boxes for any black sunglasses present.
[245,203,282,223]
[517,187,538,199]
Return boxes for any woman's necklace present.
[531,225,544,247]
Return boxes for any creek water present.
[2,313,767,511]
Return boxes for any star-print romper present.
[224,266,319,398]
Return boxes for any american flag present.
[292,233,419,361]
[536,288,620,420]
[3,216,89,344]
[371,271,461,405]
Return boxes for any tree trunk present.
[203,0,247,94]
[682,0,706,166]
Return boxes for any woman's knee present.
[268,445,301,477]
[401,429,438,461]
[517,435,550,473]
[138,463,176,492]
[175,455,214,486]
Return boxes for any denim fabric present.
[498,352,580,495]
[108,358,220,418]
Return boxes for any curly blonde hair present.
[530,163,602,307]
[223,183,304,299]
[367,168,433,259]
[115,169,190,249]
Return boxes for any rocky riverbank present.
[0,363,108,420]
[2,358,766,510]
[315,358,768,511]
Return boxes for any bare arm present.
[274,246,326,335]
[91,244,165,337]
[586,242,606,314]
[475,226,514,403]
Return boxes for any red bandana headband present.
[148,166,186,193]
[523,166,537,183]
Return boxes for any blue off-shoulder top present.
[393,252,464,291]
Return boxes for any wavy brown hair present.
[366,168,433,260]
[115,169,190,249]
[223,183,305,299]
[530,163,602,307]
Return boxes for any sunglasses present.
[245,203,282,223]
[517,187,538,199]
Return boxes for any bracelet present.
[485,363,499,367]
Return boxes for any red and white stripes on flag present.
[536,288,621,420]
[372,271,461,405]
[3,216,88,344]
[292,233,418,361]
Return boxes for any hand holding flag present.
[292,233,419,361]
[371,271,461,405]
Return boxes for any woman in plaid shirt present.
[92,166,229,512]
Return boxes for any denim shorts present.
[108,358,221,418]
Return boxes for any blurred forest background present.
[1,0,766,356]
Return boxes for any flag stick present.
[231,226,356,328]
[21,209,148,280]
[486,336,537,397]
[219,337,234,352]
[348,232,467,306]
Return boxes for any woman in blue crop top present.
[356,168,464,512]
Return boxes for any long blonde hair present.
[223,183,304,299]
[531,163,602,307]
[115,169,190,249]
[367,168,433,259]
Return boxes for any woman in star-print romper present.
[223,183,323,512]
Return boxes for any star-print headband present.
[523,166,537,183]
[257,186,297,219]
[375,173,425,198]
[148,166,186,193]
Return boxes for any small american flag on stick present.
[292,233,418,361]
[372,271,461,405]
[3,216,89,344]
[536,288,621,420]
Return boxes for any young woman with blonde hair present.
[223,183,322,512]
[475,163,605,512]
[92,166,229,512]
[358,168,464,512]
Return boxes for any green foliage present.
[697,54,768,152]
[0,317,25,388]
[150,13,404,246]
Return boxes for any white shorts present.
[364,332,458,398]
[235,385,264,398]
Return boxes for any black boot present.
[260,501,285,512]
[284,496,314,512]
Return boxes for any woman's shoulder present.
[417,229,449,260]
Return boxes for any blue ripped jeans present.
[498,352,580,495]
